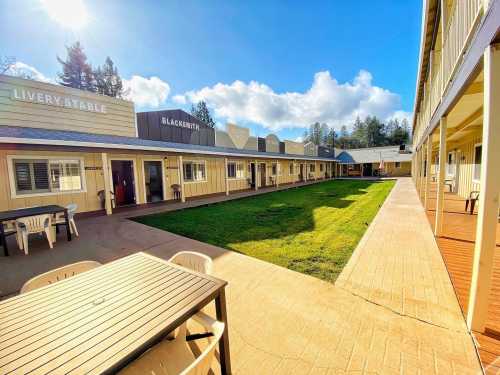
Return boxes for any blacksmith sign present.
[136,109,215,146]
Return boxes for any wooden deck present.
[425,185,500,374]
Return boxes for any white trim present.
[472,142,482,184]
[108,157,139,205]
[227,160,246,180]
[7,155,87,199]
[141,157,167,203]
[0,136,334,162]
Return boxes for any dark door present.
[144,161,164,203]
[250,163,256,187]
[299,164,304,181]
[111,160,136,206]
[259,163,266,187]
[363,163,373,176]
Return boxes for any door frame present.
[109,157,139,205]
[141,158,167,203]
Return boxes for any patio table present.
[0,205,71,257]
[0,252,231,375]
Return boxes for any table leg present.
[0,222,8,256]
[215,288,231,375]
[64,209,72,241]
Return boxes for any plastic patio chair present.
[169,251,213,275]
[20,260,102,294]
[16,214,53,255]
[52,203,79,240]
[118,311,225,375]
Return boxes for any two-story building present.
[411,0,499,369]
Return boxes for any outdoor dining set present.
[0,203,78,256]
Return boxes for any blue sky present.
[0,0,422,141]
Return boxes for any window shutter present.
[14,162,32,191]
[33,162,49,190]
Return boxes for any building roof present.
[336,145,412,164]
[0,125,337,162]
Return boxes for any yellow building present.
[411,0,499,348]
[0,74,336,216]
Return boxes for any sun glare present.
[40,0,89,30]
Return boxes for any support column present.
[420,146,426,200]
[424,135,433,209]
[275,160,279,187]
[467,44,500,332]
[224,157,229,196]
[178,155,185,203]
[434,117,447,236]
[415,148,421,192]
[101,153,112,215]
[254,160,259,190]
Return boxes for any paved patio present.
[0,178,482,373]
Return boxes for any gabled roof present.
[336,145,412,164]
[0,125,337,162]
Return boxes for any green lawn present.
[134,179,395,283]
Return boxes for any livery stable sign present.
[11,87,107,114]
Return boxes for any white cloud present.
[123,75,170,107]
[4,62,54,83]
[175,70,410,130]
[294,136,303,142]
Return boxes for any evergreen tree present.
[95,57,124,98]
[57,41,95,91]
[351,117,367,147]
[191,101,216,128]
[365,116,385,147]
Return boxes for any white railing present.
[414,0,483,147]
[442,0,482,92]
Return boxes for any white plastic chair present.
[118,311,225,375]
[20,260,102,294]
[166,252,214,340]
[52,204,79,241]
[169,251,213,275]
[16,214,53,255]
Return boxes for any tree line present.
[303,116,411,149]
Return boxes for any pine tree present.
[95,57,124,98]
[191,101,216,128]
[57,41,95,91]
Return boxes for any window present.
[473,144,482,182]
[319,163,324,172]
[309,163,315,172]
[11,158,84,196]
[183,161,206,182]
[227,161,244,179]
[271,163,278,176]
[395,162,401,168]
[289,163,294,175]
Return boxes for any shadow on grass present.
[132,179,386,246]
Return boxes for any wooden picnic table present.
[0,252,231,374]
[0,205,71,257]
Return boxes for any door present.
[299,164,304,181]
[250,163,256,187]
[144,161,164,203]
[363,163,373,176]
[259,163,266,187]
[111,160,136,206]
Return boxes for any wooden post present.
[420,146,426,200]
[467,44,500,332]
[224,157,229,196]
[101,153,113,215]
[254,160,259,190]
[434,117,447,236]
[275,160,279,187]
[178,155,185,203]
[424,135,433,209]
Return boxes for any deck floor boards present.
[425,186,500,373]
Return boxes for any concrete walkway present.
[0,178,481,373]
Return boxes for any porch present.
[425,185,500,372]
